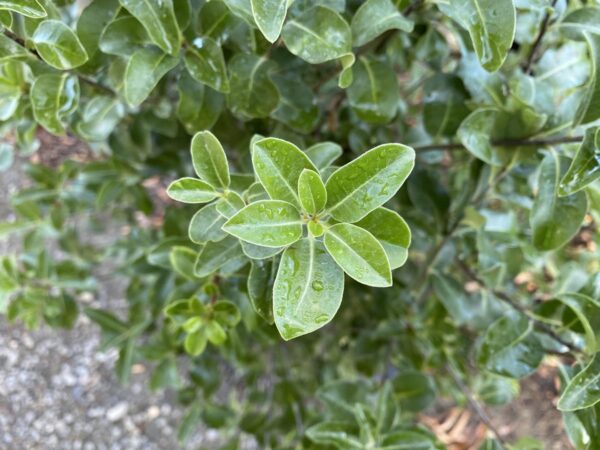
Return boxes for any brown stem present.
[523,0,559,74]
[413,135,584,153]
[456,259,582,354]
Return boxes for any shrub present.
[1,0,600,448]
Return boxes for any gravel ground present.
[0,155,217,450]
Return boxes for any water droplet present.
[311,280,324,291]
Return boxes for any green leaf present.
[393,371,436,412]
[324,223,391,287]
[76,0,119,57]
[347,57,399,124]
[166,177,218,204]
[298,169,326,215]
[0,61,29,121]
[30,73,79,135]
[252,137,318,207]
[248,259,276,323]
[478,312,543,378]
[0,0,46,17]
[32,20,89,69]
[215,190,245,219]
[98,16,150,56]
[457,107,507,166]
[119,0,181,55]
[575,33,600,125]
[213,300,241,327]
[184,37,229,93]
[273,238,344,340]
[241,241,282,260]
[176,72,223,134]
[559,7,600,40]
[124,47,179,107]
[423,74,471,138]
[282,5,351,64]
[251,0,288,43]
[227,53,279,119]
[270,74,319,133]
[0,143,13,172]
[354,207,410,269]
[306,421,362,449]
[0,34,29,62]
[75,96,124,142]
[169,246,198,280]
[305,142,343,170]
[194,236,242,277]
[559,127,600,196]
[185,330,207,356]
[325,143,415,223]
[190,131,230,189]
[351,0,413,47]
[531,151,588,251]
[447,0,516,72]
[206,320,227,345]
[223,200,302,247]
[188,203,227,244]
[558,353,600,411]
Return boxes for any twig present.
[413,135,584,153]
[523,0,559,74]
[455,259,582,354]
[446,362,507,444]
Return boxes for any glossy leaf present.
[119,0,181,55]
[575,33,600,125]
[227,53,279,119]
[32,20,89,69]
[176,72,223,134]
[223,200,302,247]
[124,47,178,107]
[184,37,230,93]
[188,203,227,244]
[559,127,600,196]
[355,207,410,269]
[166,177,218,204]
[190,131,230,189]
[251,0,288,43]
[282,6,351,64]
[558,353,600,411]
[0,61,29,121]
[98,16,150,56]
[76,0,119,57]
[325,143,415,223]
[241,241,282,260]
[273,238,344,340]
[478,312,543,378]
[347,57,399,124]
[252,137,317,207]
[270,74,319,133]
[531,152,588,251]
[457,107,507,166]
[448,0,516,72]
[351,0,413,47]
[31,74,79,135]
[0,0,46,18]
[298,169,326,215]
[215,191,244,219]
[305,142,342,170]
[324,223,391,287]
[194,236,242,277]
[248,259,275,323]
[423,74,471,137]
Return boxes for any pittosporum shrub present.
[1,0,600,448]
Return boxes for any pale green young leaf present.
[213,301,241,328]
[166,177,218,204]
[305,142,343,170]
[298,169,326,215]
[98,16,150,56]
[251,0,288,43]
[252,137,318,207]
[323,223,392,287]
[32,20,89,69]
[447,0,516,72]
[325,143,415,223]
[190,131,230,189]
[188,203,227,244]
[355,207,410,269]
[119,0,181,55]
[273,238,344,340]
[241,241,283,260]
[477,312,543,378]
[559,127,600,196]
[227,54,279,119]
[184,330,207,356]
[215,191,245,219]
[351,0,413,47]
[282,6,351,64]
[206,320,227,345]
[184,37,230,93]
[169,246,198,280]
[347,57,399,124]
[248,259,276,323]
[223,200,302,247]
[194,236,242,277]
[31,73,79,136]
[0,0,46,18]
[558,353,600,411]
[124,47,178,107]
[307,221,324,238]
[531,152,588,251]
